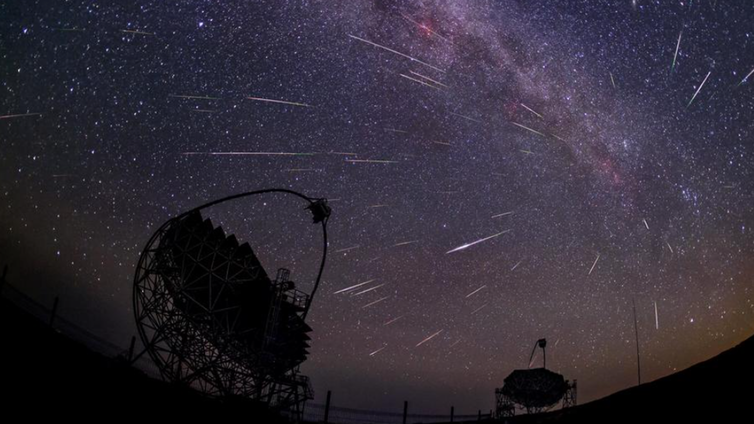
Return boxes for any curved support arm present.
[150,188,329,318]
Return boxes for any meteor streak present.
[352,284,385,296]
[446,230,510,254]
[333,279,376,294]
[383,316,404,326]
[654,301,660,330]
[465,285,487,298]
[588,253,601,275]
[362,296,389,308]
[369,346,387,356]
[643,218,649,230]
[393,240,419,247]
[491,211,514,218]
[246,96,312,107]
[609,71,616,89]
[400,73,441,89]
[511,260,523,271]
[737,67,754,87]
[671,30,682,74]
[471,304,488,315]
[415,329,444,347]
[169,94,220,100]
[347,34,445,73]
[409,70,448,88]
[335,245,361,253]
[520,103,543,119]
[687,71,711,108]
[450,112,482,123]
[511,122,546,137]
[345,158,400,164]
[666,242,674,254]
[121,29,154,36]
[182,151,314,156]
[0,113,41,120]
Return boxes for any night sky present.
[2,0,754,414]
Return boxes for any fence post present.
[478,409,481,421]
[0,265,7,293]
[450,406,454,423]
[402,401,408,424]
[324,390,332,424]
[127,336,137,362]
[49,296,59,327]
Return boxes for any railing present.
[0,266,494,424]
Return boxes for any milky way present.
[1,0,753,414]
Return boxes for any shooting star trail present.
[285,166,322,172]
[346,159,400,164]
[549,133,568,142]
[471,304,488,315]
[415,330,444,347]
[511,259,523,271]
[666,242,674,254]
[182,151,314,156]
[333,279,376,294]
[335,245,361,253]
[609,71,616,89]
[246,96,312,107]
[643,218,649,230]
[737,67,754,87]
[410,70,448,88]
[56,28,85,32]
[393,240,419,247]
[519,149,535,155]
[433,140,451,146]
[588,253,601,275]
[511,122,546,137]
[52,174,76,178]
[465,285,487,298]
[191,109,216,113]
[347,34,445,73]
[671,30,682,74]
[384,128,409,133]
[367,204,389,209]
[687,71,711,108]
[0,113,41,120]
[492,211,514,219]
[383,316,404,326]
[369,346,387,356]
[655,301,660,330]
[399,73,441,89]
[520,103,543,119]
[121,29,154,36]
[362,296,389,308]
[352,284,386,296]
[446,230,511,254]
[169,94,220,100]
[449,339,462,348]
[450,112,482,123]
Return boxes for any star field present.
[1,0,753,414]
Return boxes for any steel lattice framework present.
[133,190,330,418]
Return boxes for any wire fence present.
[301,401,493,424]
[0,276,163,379]
[0,267,493,424]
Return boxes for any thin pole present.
[127,336,136,362]
[0,265,7,293]
[403,401,408,424]
[49,296,59,327]
[450,406,454,423]
[324,390,331,424]
[633,299,642,385]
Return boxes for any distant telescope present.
[132,189,330,417]
[495,338,577,417]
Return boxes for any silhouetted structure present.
[132,189,330,419]
[495,338,577,417]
